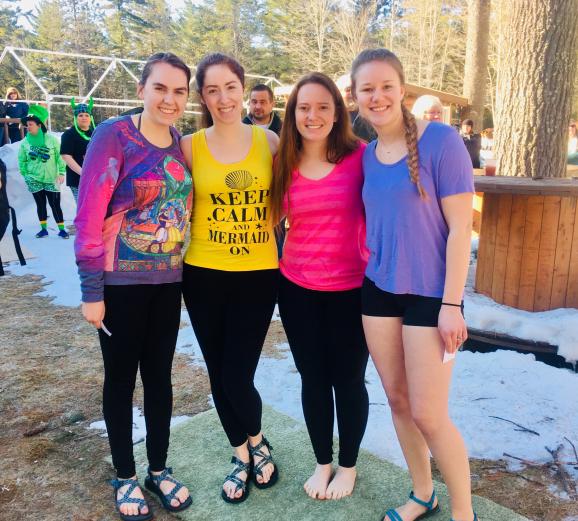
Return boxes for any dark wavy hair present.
[270,72,359,224]
[195,53,245,128]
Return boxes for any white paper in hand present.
[443,350,456,364]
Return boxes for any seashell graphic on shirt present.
[225,169,253,190]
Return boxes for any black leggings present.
[32,190,64,223]
[98,283,181,478]
[182,264,278,447]
[278,275,369,467]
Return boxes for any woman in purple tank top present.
[352,49,477,521]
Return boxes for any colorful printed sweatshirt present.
[74,116,193,303]
[18,132,66,191]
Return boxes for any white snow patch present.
[89,407,190,444]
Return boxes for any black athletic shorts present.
[361,276,463,327]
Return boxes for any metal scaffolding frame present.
[0,46,284,130]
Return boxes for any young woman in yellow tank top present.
[180,53,280,504]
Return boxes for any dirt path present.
[0,272,576,520]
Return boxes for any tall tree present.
[462,0,490,131]
[494,0,578,178]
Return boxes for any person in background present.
[411,94,443,122]
[18,104,69,239]
[4,87,28,143]
[480,128,494,167]
[352,48,477,521]
[460,119,481,169]
[336,73,376,143]
[242,84,283,136]
[0,158,9,275]
[75,52,193,521]
[60,98,95,204]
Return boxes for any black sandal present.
[110,477,153,521]
[249,436,278,489]
[221,456,252,504]
[144,466,192,512]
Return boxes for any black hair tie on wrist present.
[441,302,462,307]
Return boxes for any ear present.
[400,85,406,100]
[137,83,145,100]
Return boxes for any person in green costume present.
[18,104,69,238]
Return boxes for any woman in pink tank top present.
[270,72,369,501]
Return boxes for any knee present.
[411,406,447,438]
[385,390,411,416]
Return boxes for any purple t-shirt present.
[75,116,193,303]
[362,122,474,298]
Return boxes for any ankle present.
[234,442,250,461]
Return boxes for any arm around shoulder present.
[180,134,193,170]
[265,129,279,156]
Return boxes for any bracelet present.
[441,302,462,307]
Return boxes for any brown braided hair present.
[351,48,427,200]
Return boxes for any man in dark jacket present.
[242,84,283,136]
[461,119,482,168]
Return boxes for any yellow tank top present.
[184,126,279,271]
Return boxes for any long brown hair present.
[194,52,245,128]
[351,49,427,199]
[270,72,359,224]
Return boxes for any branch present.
[489,416,540,436]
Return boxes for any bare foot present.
[116,477,149,517]
[304,463,333,500]
[326,465,356,500]
[383,493,438,521]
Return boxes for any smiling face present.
[353,60,405,130]
[294,82,337,145]
[200,64,244,125]
[137,62,189,127]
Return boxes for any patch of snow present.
[89,407,189,444]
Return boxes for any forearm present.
[442,224,472,304]
[61,154,82,175]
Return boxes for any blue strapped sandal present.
[249,435,279,489]
[144,467,192,512]
[384,490,440,521]
[221,456,252,504]
[110,477,153,521]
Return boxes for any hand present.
[82,301,105,329]
[57,175,65,185]
[438,305,467,354]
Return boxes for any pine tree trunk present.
[462,0,490,132]
[494,0,578,178]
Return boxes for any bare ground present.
[0,271,577,520]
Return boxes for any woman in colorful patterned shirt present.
[75,53,193,521]
[269,72,369,501]
[352,48,476,521]
[180,53,279,504]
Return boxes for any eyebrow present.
[152,82,187,91]
[204,80,239,89]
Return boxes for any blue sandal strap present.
[224,457,251,492]
[409,490,436,509]
[110,479,148,508]
[148,467,185,503]
[385,509,403,521]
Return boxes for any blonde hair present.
[5,87,20,99]
[351,49,427,199]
